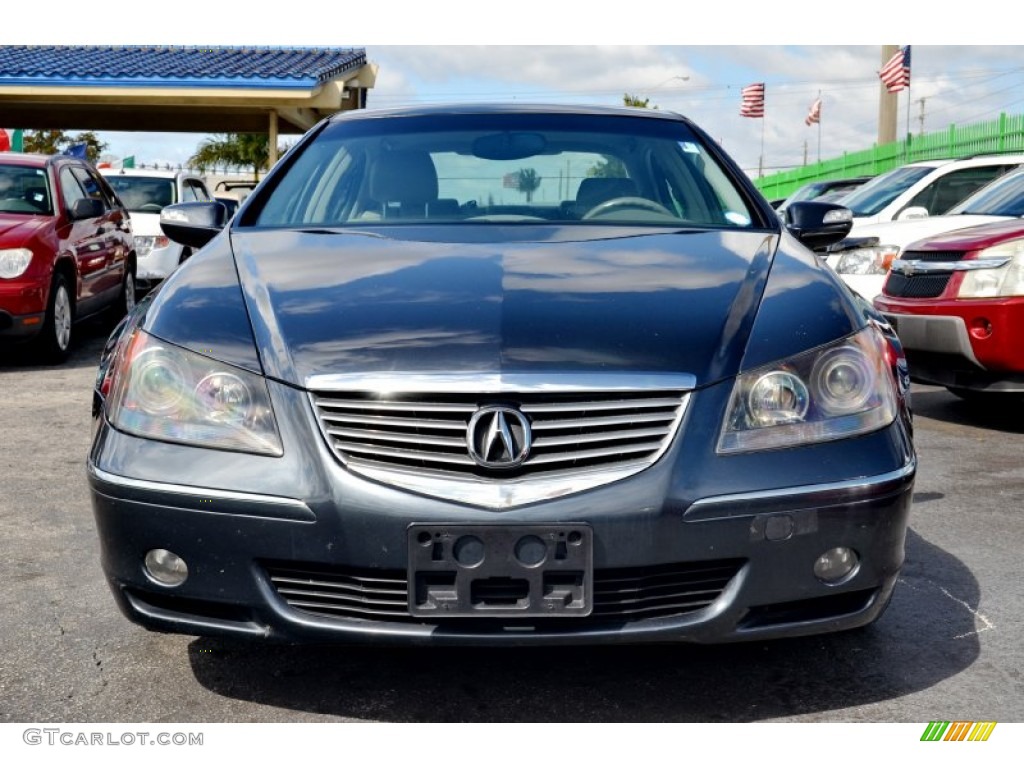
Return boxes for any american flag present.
[879,46,911,93]
[805,98,822,126]
[739,83,765,118]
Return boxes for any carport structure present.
[0,45,377,164]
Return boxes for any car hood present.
[846,214,1007,248]
[902,217,1024,252]
[226,228,784,388]
[0,213,52,243]
[125,211,162,237]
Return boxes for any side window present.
[181,181,199,202]
[71,166,112,210]
[189,180,211,201]
[59,167,88,212]
[906,166,1011,215]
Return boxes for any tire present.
[36,272,74,363]
[118,268,137,318]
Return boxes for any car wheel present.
[119,269,137,317]
[36,272,74,363]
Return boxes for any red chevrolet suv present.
[874,218,1024,399]
[1,152,135,362]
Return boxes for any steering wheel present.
[582,196,676,220]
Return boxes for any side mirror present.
[70,197,104,221]
[784,201,854,251]
[160,201,228,249]
[896,206,929,221]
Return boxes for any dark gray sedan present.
[88,104,914,645]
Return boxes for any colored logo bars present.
[921,721,997,742]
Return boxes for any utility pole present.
[917,97,927,137]
[878,45,899,146]
[803,140,808,166]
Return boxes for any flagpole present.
[759,117,765,178]
[905,81,912,163]
[817,90,822,164]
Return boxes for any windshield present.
[247,113,758,230]
[840,165,933,216]
[103,175,176,213]
[949,170,1024,217]
[0,165,53,215]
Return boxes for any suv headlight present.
[834,245,899,275]
[958,239,1024,298]
[106,330,282,455]
[718,326,898,453]
[0,248,33,278]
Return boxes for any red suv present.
[1,152,135,361]
[874,218,1024,398]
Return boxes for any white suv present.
[101,169,212,286]
[826,154,1024,298]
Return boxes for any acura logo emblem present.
[467,406,531,468]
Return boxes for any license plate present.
[407,524,593,618]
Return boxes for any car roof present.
[328,102,690,124]
[0,151,84,169]
[99,168,201,180]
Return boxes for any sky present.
[5,4,1019,180]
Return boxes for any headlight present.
[834,245,899,275]
[718,326,898,453]
[106,330,282,455]
[958,239,1024,298]
[0,248,33,278]
[134,235,170,257]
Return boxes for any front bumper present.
[0,280,46,340]
[136,244,184,282]
[877,297,1024,392]
[88,431,915,645]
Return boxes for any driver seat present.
[574,177,639,217]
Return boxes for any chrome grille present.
[309,381,690,507]
[901,249,965,262]
[266,559,743,627]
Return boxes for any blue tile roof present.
[0,45,367,89]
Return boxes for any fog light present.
[813,547,858,584]
[144,549,188,587]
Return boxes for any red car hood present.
[0,213,52,245]
[907,218,1024,253]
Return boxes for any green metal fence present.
[754,112,1024,200]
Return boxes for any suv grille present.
[884,272,952,298]
[265,559,744,627]
[309,384,690,507]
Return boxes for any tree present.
[623,93,657,109]
[586,155,628,179]
[189,133,287,181]
[514,167,541,202]
[22,130,107,163]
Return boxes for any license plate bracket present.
[407,524,593,618]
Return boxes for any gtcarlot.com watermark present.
[23,728,203,747]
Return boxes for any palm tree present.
[189,133,271,181]
[515,168,542,203]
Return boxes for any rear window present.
[247,113,757,230]
[104,175,177,213]
[0,165,53,215]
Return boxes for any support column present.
[878,45,898,147]
[268,111,279,167]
